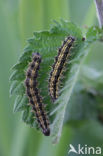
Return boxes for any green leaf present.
[12,62,28,71]
[86,26,103,43]
[22,108,37,128]
[9,20,103,143]
[9,70,25,81]
[10,81,25,96]
[13,95,28,112]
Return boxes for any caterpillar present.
[25,52,50,136]
[49,36,75,102]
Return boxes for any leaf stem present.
[94,0,103,28]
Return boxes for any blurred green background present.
[0,0,103,156]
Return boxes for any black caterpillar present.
[25,52,50,136]
[49,36,75,101]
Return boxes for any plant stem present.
[94,0,103,28]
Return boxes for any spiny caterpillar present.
[25,53,50,136]
[49,36,75,102]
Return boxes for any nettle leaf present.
[13,95,28,112]
[22,107,38,128]
[9,20,103,143]
[10,81,25,96]
[9,70,25,81]
[86,26,103,43]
